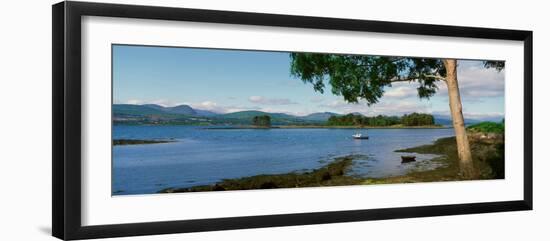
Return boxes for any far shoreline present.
[203,124,449,130]
[113,139,175,146]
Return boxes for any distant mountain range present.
[113,104,337,125]
[113,104,499,126]
[140,104,218,116]
[301,112,341,121]
[432,114,503,126]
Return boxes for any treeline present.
[327,113,435,126]
[252,115,271,127]
[401,113,435,126]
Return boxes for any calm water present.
[113,126,454,195]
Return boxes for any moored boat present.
[401,155,416,163]
[352,133,369,139]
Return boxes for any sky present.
[113,45,505,120]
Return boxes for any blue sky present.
[113,45,504,120]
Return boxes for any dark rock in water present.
[401,155,416,163]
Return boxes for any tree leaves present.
[483,60,505,71]
[290,53,504,105]
[290,54,441,105]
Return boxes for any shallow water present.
[113,125,454,195]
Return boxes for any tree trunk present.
[443,59,477,179]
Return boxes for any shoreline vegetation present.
[203,124,446,130]
[158,121,504,193]
[113,139,175,146]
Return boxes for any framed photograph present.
[52,1,532,240]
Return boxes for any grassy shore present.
[363,134,504,185]
[113,139,175,146]
[158,131,504,193]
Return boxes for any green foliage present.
[290,54,443,104]
[252,115,271,127]
[484,61,505,71]
[467,121,505,134]
[327,113,434,126]
[289,53,505,105]
[401,113,435,126]
[219,111,313,125]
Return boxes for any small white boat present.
[352,133,369,139]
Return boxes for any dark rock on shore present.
[113,139,174,146]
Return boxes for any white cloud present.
[190,101,217,110]
[188,101,261,114]
[383,82,419,99]
[117,99,181,107]
[432,110,504,121]
[436,62,505,100]
[320,99,430,116]
[254,107,303,116]
[248,96,298,105]
[376,62,504,103]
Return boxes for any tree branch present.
[424,74,447,81]
[390,74,446,83]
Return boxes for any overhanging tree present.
[290,54,504,179]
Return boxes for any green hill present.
[113,104,168,116]
[220,111,293,119]
[217,111,311,125]
[113,105,316,125]
[301,112,340,122]
[165,105,196,115]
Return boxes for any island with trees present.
[252,115,272,127]
[326,112,435,127]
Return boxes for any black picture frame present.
[52,1,533,240]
